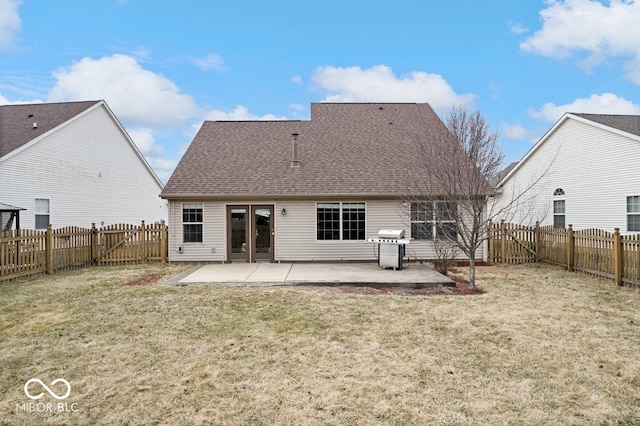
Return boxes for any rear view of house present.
[0,100,167,229]
[161,102,486,263]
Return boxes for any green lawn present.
[1,262,639,425]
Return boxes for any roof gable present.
[497,112,640,187]
[162,102,484,199]
[0,100,101,158]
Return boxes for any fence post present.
[613,228,623,286]
[91,223,98,265]
[139,220,147,262]
[500,220,506,263]
[567,224,574,272]
[534,221,540,263]
[46,224,54,275]
[487,220,493,263]
[161,220,168,263]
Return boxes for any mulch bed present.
[328,267,485,296]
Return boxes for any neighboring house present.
[0,100,167,229]
[493,113,640,234]
[161,102,486,263]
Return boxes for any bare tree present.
[407,105,542,290]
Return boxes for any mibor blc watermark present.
[16,378,79,413]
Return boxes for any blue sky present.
[1,0,639,181]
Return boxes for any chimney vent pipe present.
[290,133,300,168]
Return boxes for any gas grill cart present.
[368,229,413,270]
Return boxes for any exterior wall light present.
[281,208,287,216]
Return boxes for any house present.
[492,113,640,234]
[161,102,487,263]
[0,100,167,229]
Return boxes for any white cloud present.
[529,93,640,122]
[191,53,225,72]
[128,128,164,157]
[311,65,474,111]
[502,123,530,140]
[521,0,640,83]
[507,21,528,35]
[0,0,22,50]
[203,105,287,121]
[48,54,199,128]
[291,75,303,85]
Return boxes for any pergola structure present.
[0,202,25,231]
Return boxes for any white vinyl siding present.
[168,200,226,262]
[493,116,640,234]
[168,199,482,262]
[0,103,167,229]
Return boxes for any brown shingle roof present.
[0,100,100,158]
[573,113,640,137]
[161,103,482,199]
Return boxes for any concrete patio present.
[165,262,455,288]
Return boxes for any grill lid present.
[377,229,405,239]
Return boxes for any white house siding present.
[494,116,640,234]
[168,199,481,262]
[0,104,167,229]
[167,200,226,262]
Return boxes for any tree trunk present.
[468,257,476,290]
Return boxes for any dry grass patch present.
[1,262,640,425]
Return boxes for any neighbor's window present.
[628,196,640,232]
[182,202,203,243]
[317,202,365,241]
[553,200,565,228]
[35,198,50,229]
[410,201,457,241]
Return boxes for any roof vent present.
[33,122,37,129]
[290,133,300,168]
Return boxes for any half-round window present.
[553,188,565,196]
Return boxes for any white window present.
[316,202,365,241]
[35,198,50,229]
[628,196,640,232]
[553,189,565,228]
[182,203,203,243]
[553,200,565,228]
[410,201,457,241]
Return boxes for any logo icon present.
[24,378,71,400]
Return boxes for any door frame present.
[226,204,274,262]
[227,205,250,262]
[252,205,274,262]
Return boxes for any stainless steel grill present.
[368,229,412,270]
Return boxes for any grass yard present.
[1,262,640,425]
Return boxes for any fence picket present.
[490,222,640,287]
[0,222,168,282]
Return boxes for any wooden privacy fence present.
[489,220,640,286]
[0,221,168,282]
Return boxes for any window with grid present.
[410,201,458,241]
[182,202,203,243]
[317,202,365,241]
[628,196,640,232]
[342,202,366,240]
[35,198,50,230]
[553,199,565,228]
